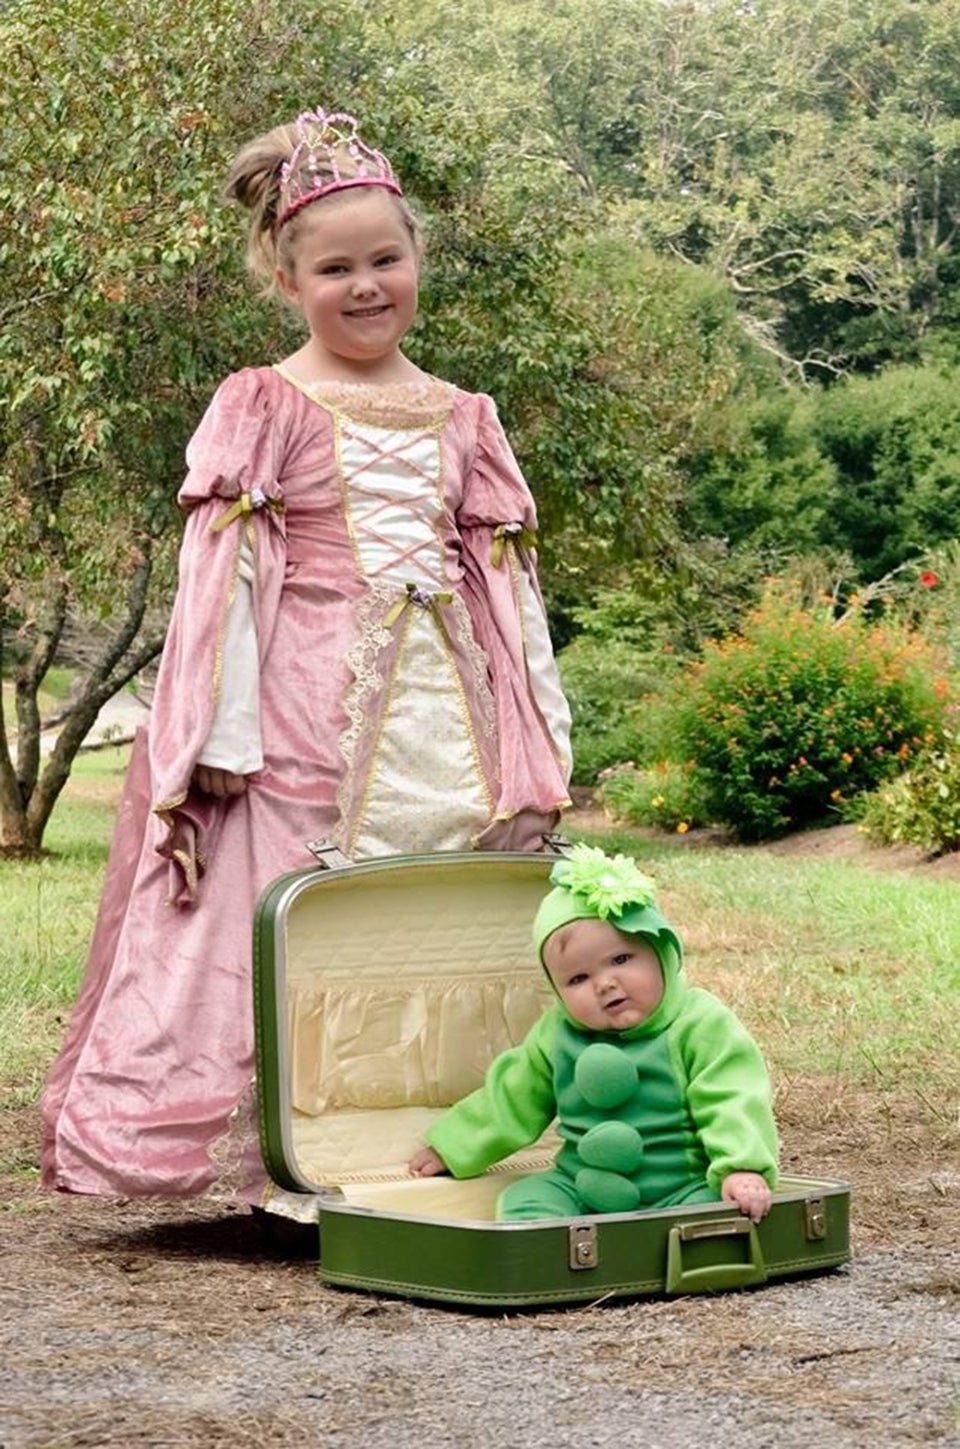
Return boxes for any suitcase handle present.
[665,1216,768,1295]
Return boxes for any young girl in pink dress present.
[42,108,572,1220]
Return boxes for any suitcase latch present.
[306,838,352,870]
[568,1222,599,1271]
[804,1196,827,1240]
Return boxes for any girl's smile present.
[276,189,419,379]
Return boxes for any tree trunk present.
[0,554,166,855]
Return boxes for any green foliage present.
[597,760,709,833]
[556,634,657,784]
[557,547,775,784]
[810,364,960,578]
[684,390,839,556]
[395,0,960,378]
[0,0,374,848]
[910,541,960,670]
[648,591,952,840]
[856,727,960,856]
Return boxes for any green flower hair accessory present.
[549,844,656,919]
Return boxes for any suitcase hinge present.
[306,838,353,870]
[568,1222,599,1271]
[804,1196,827,1240]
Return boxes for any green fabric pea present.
[575,1167,641,1214]
[578,1121,645,1174]
[573,1042,638,1110]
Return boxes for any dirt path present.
[3,817,958,1448]
[3,1099,957,1449]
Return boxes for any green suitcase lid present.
[253,851,558,1195]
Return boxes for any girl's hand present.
[409,1146,448,1178]
[721,1171,772,1222]
[192,765,250,798]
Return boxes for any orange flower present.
[676,822,690,835]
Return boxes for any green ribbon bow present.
[383,582,455,630]
[490,522,538,568]
[209,490,285,533]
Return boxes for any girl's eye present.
[375,254,400,267]
[319,264,347,275]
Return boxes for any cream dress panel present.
[336,412,493,857]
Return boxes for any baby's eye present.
[611,953,632,966]
[374,253,400,267]
[568,973,588,986]
[319,263,348,275]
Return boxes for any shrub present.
[557,634,663,785]
[598,760,709,834]
[648,590,952,840]
[856,728,960,856]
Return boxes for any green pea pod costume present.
[426,848,779,1221]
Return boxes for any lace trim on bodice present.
[273,365,455,428]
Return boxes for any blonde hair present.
[225,120,422,290]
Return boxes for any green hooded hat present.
[533,844,682,974]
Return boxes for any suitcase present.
[253,848,850,1309]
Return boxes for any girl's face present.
[276,189,419,373]
[543,918,664,1032]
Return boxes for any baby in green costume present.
[410,845,778,1222]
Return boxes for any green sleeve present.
[425,1009,559,1179]
[673,989,779,1192]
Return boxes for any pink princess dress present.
[41,367,572,1213]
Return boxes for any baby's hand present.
[409,1146,448,1178]
[721,1171,772,1223]
[192,765,249,798]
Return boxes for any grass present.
[1,666,74,729]
[0,746,128,1103]
[565,829,960,1128]
[1,768,957,1138]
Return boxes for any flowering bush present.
[597,760,709,834]
[856,728,960,855]
[646,591,953,840]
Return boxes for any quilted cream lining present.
[278,857,557,1194]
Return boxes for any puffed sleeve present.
[456,395,572,851]
[148,369,287,904]
[677,993,780,1193]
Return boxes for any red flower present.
[920,570,939,589]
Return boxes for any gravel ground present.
[4,814,957,1447]
[2,1103,958,1449]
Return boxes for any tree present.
[384,0,960,377]
[0,0,365,852]
[810,362,960,577]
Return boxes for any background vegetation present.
[2,0,960,848]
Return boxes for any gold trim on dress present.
[272,363,455,430]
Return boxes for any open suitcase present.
[253,848,850,1309]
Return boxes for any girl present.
[42,108,572,1221]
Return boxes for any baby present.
[410,845,778,1221]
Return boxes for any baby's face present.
[543,918,663,1032]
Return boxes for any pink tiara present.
[276,108,402,232]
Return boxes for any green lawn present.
[2,768,957,1133]
[543,829,960,1126]
[0,747,128,1103]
